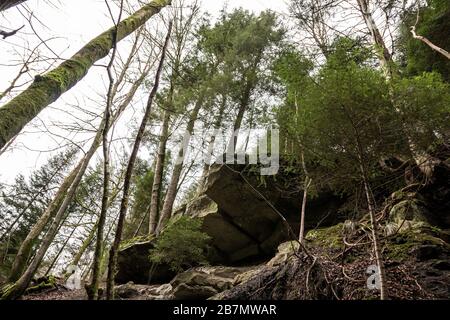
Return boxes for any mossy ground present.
[305,223,345,250]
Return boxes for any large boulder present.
[185,163,345,264]
[116,236,176,285]
[170,266,259,300]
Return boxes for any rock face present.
[115,283,173,300]
[116,237,175,285]
[187,163,345,264]
[116,162,346,284]
[170,266,261,300]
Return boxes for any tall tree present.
[0,0,172,150]
[105,22,172,300]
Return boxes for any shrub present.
[149,216,211,272]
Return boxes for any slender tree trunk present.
[355,0,393,77]
[5,45,151,287]
[197,95,227,193]
[7,162,82,283]
[226,93,249,155]
[0,0,26,12]
[355,0,438,179]
[0,0,172,150]
[87,1,123,298]
[156,92,205,234]
[44,212,87,276]
[298,152,312,243]
[360,163,388,300]
[410,26,450,60]
[148,107,171,235]
[105,23,171,300]
[69,220,98,269]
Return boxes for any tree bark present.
[355,0,393,77]
[44,212,86,276]
[5,43,151,287]
[69,220,98,269]
[148,107,171,235]
[197,94,227,193]
[105,23,171,300]
[360,163,388,300]
[87,2,123,298]
[6,161,82,283]
[156,92,205,234]
[0,0,172,150]
[355,0,439,180]
[298,153,312,243]
[410,26,450,60]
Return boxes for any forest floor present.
[21,285,87,300]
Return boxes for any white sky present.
[0,0,288,184]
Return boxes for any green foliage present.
[123,161,154,239]
[398,0,450,81]
[392,72,450,150]
[0,148,79,278]
[149,216,211,272]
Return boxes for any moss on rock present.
[305,223,345,249]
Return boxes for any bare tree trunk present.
[355,0,439,180]
[69,220,98,269]
[6,162,82,283]
[299,153,312,243]
[44,212,87,276]
[410,27,450,60]
[5,40,151,287]
[355,0,393,77]
[87,0,123,299]
[105,23,171,300]
[197,95,227,193]
[0,0,172,150]
[360,163,388,300]
[156,92,205,234]
[148,107,171,235]
[226,93,249,155]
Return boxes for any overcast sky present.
[0,0,288,184]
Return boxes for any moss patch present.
[305,223,345,249]
[385,228,449,262]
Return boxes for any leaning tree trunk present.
[6,161,82,283]
[356,0,438,180]
[5,45,151,286]
[298,153,312,243]
[355,0,393,77]
[68,220,98,270]
[0,0,172,150]
[226,91,250,156]
[156,92,205,234]
[87,3,122,298]
[44,211,87,276]
[0,0,26,12]
[148,107,171,235]
[105,23,171,300]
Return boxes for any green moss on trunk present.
[0,0,172,149]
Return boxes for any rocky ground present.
[19,159,450,300]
